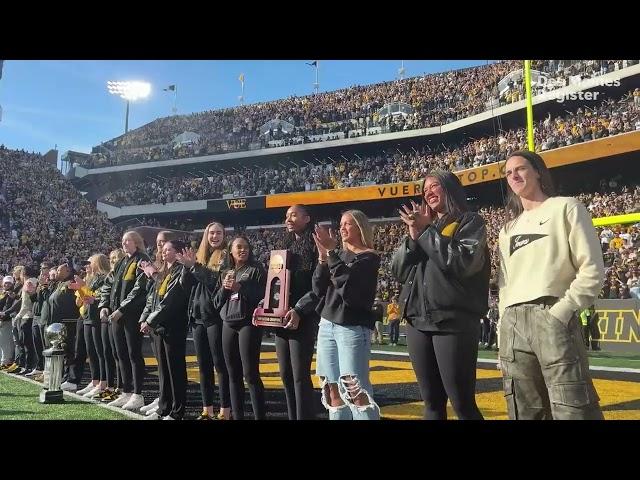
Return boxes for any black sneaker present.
[196,412,214,421]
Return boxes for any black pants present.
[388,320,400,344]
[153,327,188,420]
[589,317,601,350]
[84,323,106,381]
[147,333,158,397]
[111,315,145,394]
[481,318,497,347]
[582,321,601,349]
[222,322,265,420]
[12,324,24,367]
[274,318,318,420]
[582,325,590,348]
[18,319,36,370]
[64,318,87,385]
[103,322,118,388]
[481,318,491,344]
[32,321,45,371]
[406,322,483,420]
[193,322,230,409]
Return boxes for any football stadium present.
[1,59,639,420]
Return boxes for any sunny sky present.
[0,60,490,157]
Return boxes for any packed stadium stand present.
[2,59,640,303]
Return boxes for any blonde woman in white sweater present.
[498,150,605,420]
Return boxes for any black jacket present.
[284,233,321,322]
[184,252,229,326]
[140,263,193,336]
[99,251,151,320]
[33,283,53,320]
[372,303,384,323]
[0,282,22,321]
[312,249,380,329]
[213,263,266,326]
[80,274,107,326]
[391,212,490,332]
[0,290,19,322]
[42,280,80,325]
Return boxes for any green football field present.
[0,374,130,420]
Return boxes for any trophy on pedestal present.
[253,250,291,327]
[39,323,67,404]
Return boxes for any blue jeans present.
[315,318,380,420]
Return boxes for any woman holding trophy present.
[273,204,320,420]
[214,236,267,420]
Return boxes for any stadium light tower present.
[107,81,151,134]
[398,60,406,80]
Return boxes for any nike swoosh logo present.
[539,219,550,225]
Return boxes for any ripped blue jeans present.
[315,318,380,420]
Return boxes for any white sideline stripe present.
[262,341,640,374]
[1,372,145,420]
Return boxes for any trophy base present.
[39,389,64,404]
[253,314,287,328]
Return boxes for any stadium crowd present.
[0,146,120,275]
[4,144,639,301]
[82,60,636,169]
[100,89,640,207]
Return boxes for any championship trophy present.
[253,250,291,327]
[39,323,67,404]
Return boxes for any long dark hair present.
[504,150,556,231]
[227,235,255,269]
[423,170,470,227]
[284,204,317,272]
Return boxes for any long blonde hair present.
[196,222,227,271]
[86,254,110,284]
[109,249,125,272]
[342,210,374,250]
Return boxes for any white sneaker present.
[162,415,175,420]
[61,381,78,392]
[107,392,132,407]
[25,369,41,377]
[122,393,145,411]
[84,386,103,398]
[143,412,162,420]
[140,397,159,413]
[77,384,96,396]
[145,406,159,416]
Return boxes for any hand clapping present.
[312,224,338,254]
[176,247,196,268]
[398,199,433,241]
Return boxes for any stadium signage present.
[456,162,506,186]
[265,181,422,208]
[227,198,248,210]
[376,183,422,198]
[594,299,640,353]
[207,196,266,212]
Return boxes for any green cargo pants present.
[499,299,603,420]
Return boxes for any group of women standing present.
[63,151,604,421]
